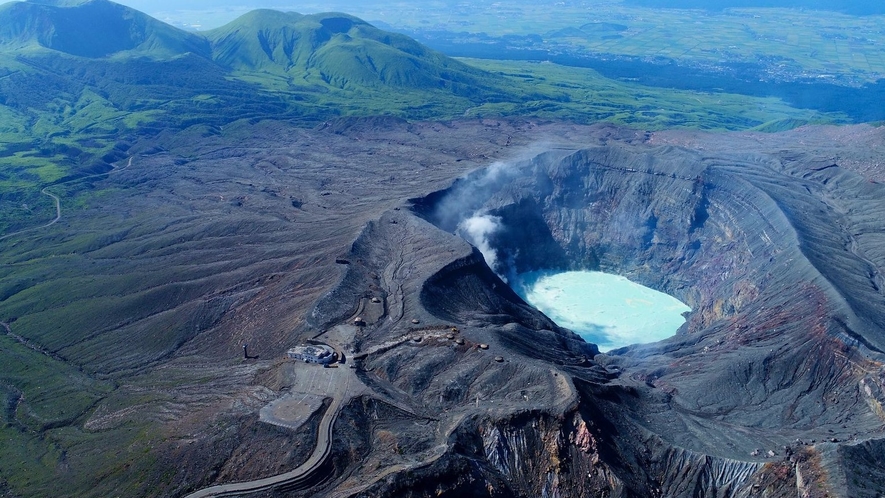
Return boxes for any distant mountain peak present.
[0,3,504,101]
[0,0,209,58]
[205,10,494,93]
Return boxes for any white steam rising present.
[457,213,503,271]
[435,147,552,278]
[431,160,520,233]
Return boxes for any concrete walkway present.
[184,372,351,497]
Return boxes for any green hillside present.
[205,9,308,71]
[0,0,848,235]
[206,10,502,96]
[0,0,209,58]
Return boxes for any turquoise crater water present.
[513,271,691,352]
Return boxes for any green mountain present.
[205,10,498,94]
[0,0,210,58]
[0,0,844,215]
[203,10,309,72]
[0,0,513,233]
[0,1,498,94]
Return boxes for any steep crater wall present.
[414,143,885,455]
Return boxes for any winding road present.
[1,155,362,496]
[183,372,351,498]
[0,187,60,241]
[0,157,132,242]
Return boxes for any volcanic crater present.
[316,125,885,497]
[4,119,885,497]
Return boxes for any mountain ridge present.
[205,10,500,93]
[0,0,852,214]
[0,0,210,58]
[0,0,509,99]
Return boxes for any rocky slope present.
[337,123,885,497]
[2,119,885,497]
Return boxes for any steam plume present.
[428,146,555,278]
[430,160,521,233]
[457,213,502,271]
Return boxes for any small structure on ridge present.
[287,344,335,364]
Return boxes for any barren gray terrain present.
[3,118,885,497]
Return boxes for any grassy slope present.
[201,9,845,128]
[204,10,512,109]
[460,58,841,130]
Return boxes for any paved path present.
[184,370,352,498]
[259,364,346,430]
[260,391,326,431]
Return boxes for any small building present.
[287,344,335,364]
